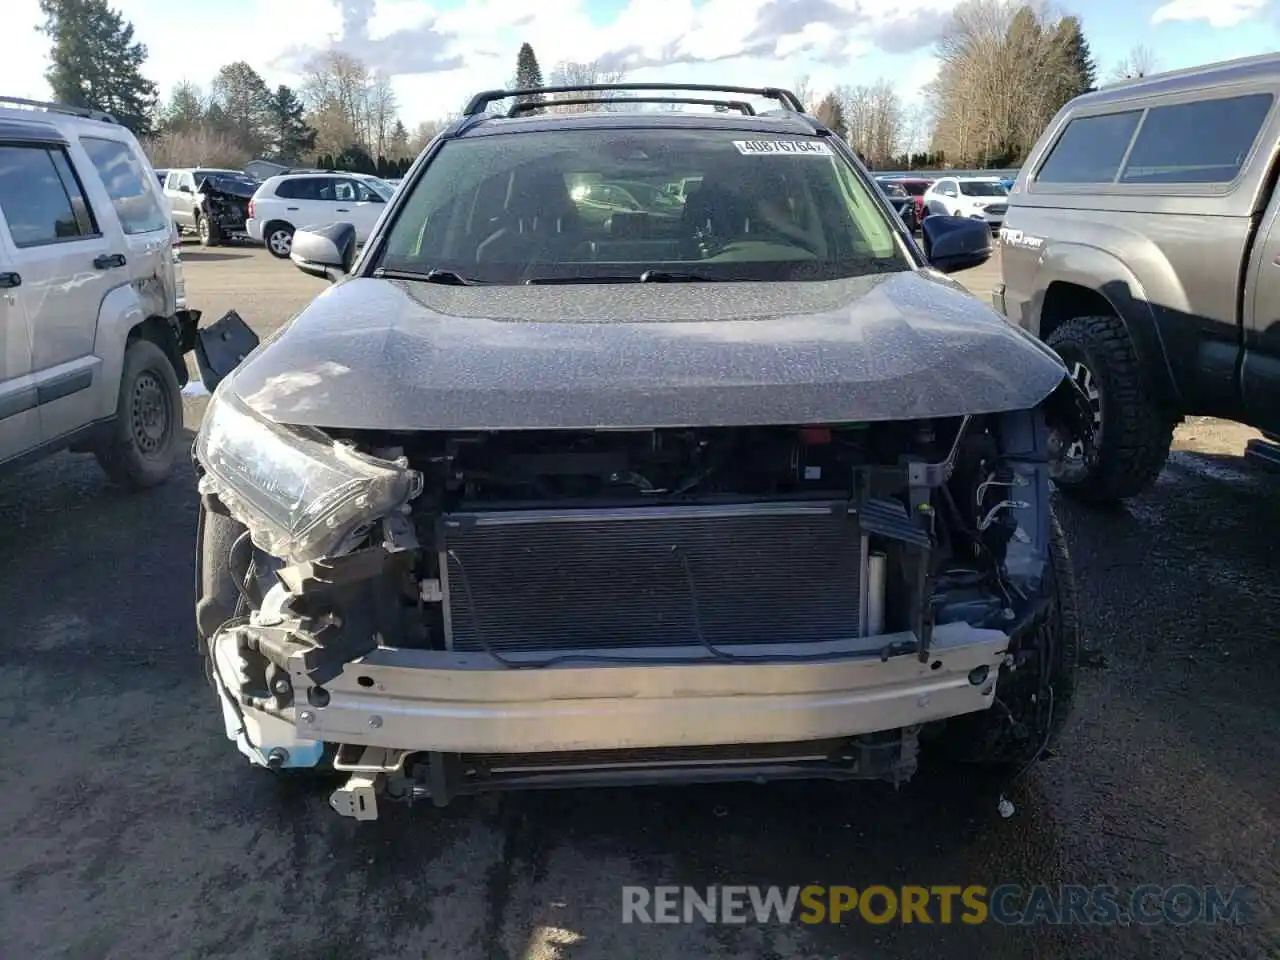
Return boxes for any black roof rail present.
[507,96,757,117]
[464,82,804,117]
[0,95,117,124]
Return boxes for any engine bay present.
[376,419,965,509]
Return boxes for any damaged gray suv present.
[193,83,1082,820]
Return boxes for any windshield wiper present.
[373,267,478,285]
[524,270,716,285]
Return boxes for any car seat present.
[680,179,751,256]
[475,170,583,267]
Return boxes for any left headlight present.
[195,388,423,563]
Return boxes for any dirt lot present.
[0,246,1277,960]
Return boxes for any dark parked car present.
[191,82,1079,822]
[876,179,919,232]
[881,176,933,224]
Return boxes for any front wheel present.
[1045,315,1174,504]
[197,212,221,247]
[93,338,182,490]
[932,509,1080,768]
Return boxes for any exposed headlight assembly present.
[195,388,423,563]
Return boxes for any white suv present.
[0,96,200,488]
[922,176,1009,230]
[247,172,394,258]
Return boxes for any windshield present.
[362,177,396,200]
[377,129,907,284]
[959,181,1008,197]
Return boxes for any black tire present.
[93,338,182,490]
[933,509,1080,767]
[263,221,294,259]
[1045,315,1174,504]
[197,211,221,247]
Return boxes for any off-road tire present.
[93,338,182,490]
[264,221,294,259]
[933,509,1080,767]
[1046,315,1174,504]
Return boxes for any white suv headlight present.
[195,388,423,563]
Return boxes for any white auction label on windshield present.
[732,139,832,156]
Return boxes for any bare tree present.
[146,126,251,168]
[366,70,398,157]
[899,104,930,166]
[832,81,903,167]
[407,117,450,153]
[546,60,628,112]
[792,74,816,113]
[301,50,375,152]
[926,0,1079,167]
[1110,44,1159,84]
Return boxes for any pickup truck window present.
[1036,110,1142,184]
[1119,92,1274,185]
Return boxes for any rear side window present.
[80,136,169,235]
[1036,110,1142,184]
[1119,93,1274,184]
[275,178,321,200]
[0,143,98,247]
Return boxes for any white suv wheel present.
[266,226,293,258]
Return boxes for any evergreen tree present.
[212,61,272,156]
[39,0,159,134]
[335,144,375,174]
[388,119,410,159]
[814,93,848,141]
[514,42,545,113]
[1044,17,1095,104]
[266,85,316,162]
[162,80,206,133]
[1058,17,1097,95]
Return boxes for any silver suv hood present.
[228,271,1067,430]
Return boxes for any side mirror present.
[290,222,357,283]
[921,215,992,274]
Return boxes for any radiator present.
[438,501,866,653]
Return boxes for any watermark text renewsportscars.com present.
[621,884,1256,926]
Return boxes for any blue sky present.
[5,0,1280,130]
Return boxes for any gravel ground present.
[0,245,1276,960]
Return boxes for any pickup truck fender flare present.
[1030,243,1183,409]
[91,284,194,422]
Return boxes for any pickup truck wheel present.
[93,338,182,490]
[264,222,294,258]
[197,212,221,247]
[1046,315,1174,503]
[932,509,1079,768]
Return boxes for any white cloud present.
[1151,0,1268,28]
[3,0,961,128]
